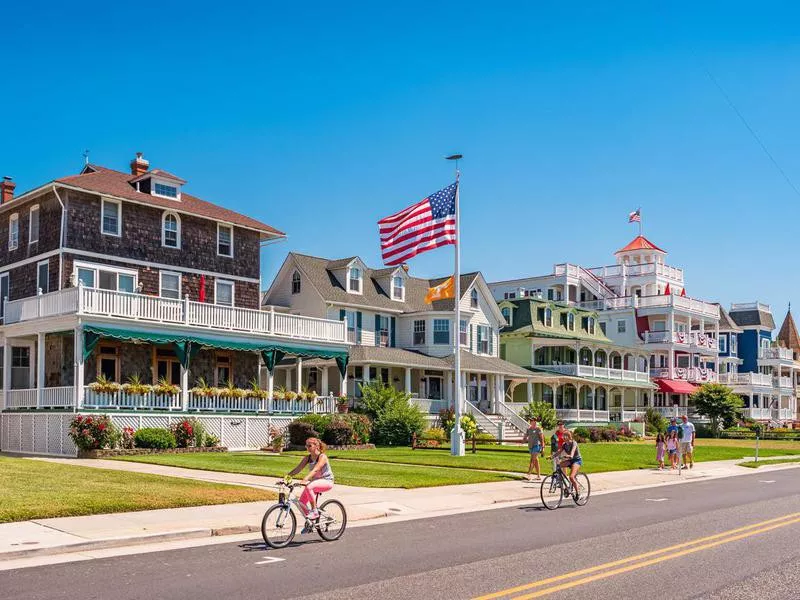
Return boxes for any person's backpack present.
[550,433,558,454]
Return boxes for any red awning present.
[655,379,698,394]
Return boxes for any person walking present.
[655,432,666,470]
[667,417,680,439]
[523,417,545,481]
[680,415,696,469]
[666,430,679,469]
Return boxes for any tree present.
[358,380,411,420]
[690,383,743,436]
[644,407,667,435]
[519,401,557,430]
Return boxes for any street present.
[2,468,799,599]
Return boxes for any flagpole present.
[447,154,465,457]
[638,207,642,237]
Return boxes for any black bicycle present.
[540,460,591,510]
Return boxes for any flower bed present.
[287,444,376,451]
[79,447,228,458]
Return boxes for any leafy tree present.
[519,401,557,430]
[357,380,411,420]
[644,407,667,435]
[690,383,743,436]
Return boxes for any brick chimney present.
[1,176,15,204]
[130,152,150,176]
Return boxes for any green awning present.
[82,325,349,376]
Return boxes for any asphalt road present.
[2,469,799,600]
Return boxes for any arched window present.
[567,312,575,331]
[162,212,180,248]
[544,308,552,327]
[501,307,511,324]
[470,288,478,308]
[291,271,301,294]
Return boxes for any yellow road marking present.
[473,512,800,600]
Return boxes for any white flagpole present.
[638,207,643,237]
[448,155,465,457]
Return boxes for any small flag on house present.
[378,182,457,266]
[680,288,686,297]
[425,276,455,304]
[628,208,641,223]
[664,283,671,295]
[199,274,207,303]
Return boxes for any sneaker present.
[307,510,319,521]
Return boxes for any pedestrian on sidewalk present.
[666,430,679,469]
[680,415,696,469]
[523,417,545,481]
[287,437,334,521]
[655,433,666,470]
[667,417,679,439]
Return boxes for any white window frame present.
[8,213,18,250]
[459,319,468,346]
[377,315,390,347]
[291,271,301,294]
[73,261,139,292]
[28,204,40,245]
[391,274,404,301]
[730,334,737,355]
[433,319,450,345]
[159,270,182,300]
[36,260,49,294]
[501,307,511,323]
[719,335,727,354]
[588,317,596,335]
[215,279,235,307]
[470,288,479,309]
[152,179,181,200]
[217,223,233,257]
[101,198,122,237]
[0,272,9,317]
[161,212,181,249]
[544,308,553,327]
[413,319,426,345]
[567,312,575,331]
[617,319,626,333]
[348,266,362,294]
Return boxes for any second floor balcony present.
[542,363,650,383]
[719,372,773,387]
[650,366,718,383]
[643,331,717,351]
[758,347,794,361]
[3,286,347,345]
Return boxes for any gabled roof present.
[272,253,482,314]
[777,309,800,354]
[41,164,284,238]
[615,235,666,255]
[500,298,612,343]
[717,305,743,333]
[729,306,776,330]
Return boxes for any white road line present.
[646,498,669,502]
[759,480,776,484]
[255,556,286,565]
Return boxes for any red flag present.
[680,288,686,297]
[199,275,206,302]
[664,283,671,295]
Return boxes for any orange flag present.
[425,276,455,304]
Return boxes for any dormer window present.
[567,312,575,331]
[392,275,404,300]
[217,224,233,257]
[154,182,178,199]
[8,213,18,250]
[291,271,301,294]
[470,288,478,309]
[587,317,596,335]
[544,308,553,327]
[348,266,362,293]
[162,212,180,248]
[501,307,512,326]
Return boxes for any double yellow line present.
[475,512,800,600]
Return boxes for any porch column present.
[321,367,329,396]
[404,367,412,393]
[295,359,302,394]
[526,381,533,404]
[74,327,84,409]
[267,369,274,410]
[667,311,675,378]
[180,365,189,411]
[285,367,292,391]
[497,376,505,410]
[446,372,454,407]
[37,332,45,408]
[341,369,348,398]
[2,337,10,409]
[363,364,371,386]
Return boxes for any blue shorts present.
[529,446,542,455]
[569,458,583,467]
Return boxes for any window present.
[154,348,181,385]
[501,307,511,324]
[617,320,626,333]
[101,199,121,236]
[97,345,119,382]
[29,205,39,244]
[8,213,18,249]
[719,335,727,353]
[544,308,553,327]
[470,288,478,308]
[291,271,301,294]
[599,321,607,335]
[160,272,181,299]
[433,319,450,344]
[77,268,95,288]
[392,275,404,300]
[215,353,232,386]
[154,182,178,198]
[217,224,233,257]
[504,292,516,299]
[476,325,491,354]
[653,320,666,331]
[0,273,8,320]
[567,313,575,331]
[75,263,136,293]
[37,261,49,294]
[343,310,361,344]
[348,266,362,293]
[460,319,468,345]
[730,334,737,355]
[413,320,426,345]
[216,280,234,306]
[376,315,390,347]
[162,213,180,248]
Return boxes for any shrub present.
[296,414,332,437]
[68,414,119,451]
[645,407,667,435]
[204,433,221,447]
[288,421,318,446]
[373,402,425,446]
[438,408,456,432]
[573,426,591,443]
[460,414,478,439]
[358,381,411,420]
[323,420,354,446]
[171,418,196,448]
[341,413,372,444]
[120,426,135,449]
[474,432,496,443]
[601,427,617,442]
[134,428,177,449]
[696,425,715,439]
[588,427,602,443]
[421,427,447,442]
[519,401,557,430]
[618,425,633,438]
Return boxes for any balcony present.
[649,367,718,383]
[3,286,347,345]
[542,363,651,383]
[586,262,684,283]
[774,376,793,390]
[643,331,717,351]
[718,372,773,387]
[759,347,794,361]
[636,294,719,318]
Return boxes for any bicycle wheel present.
[262,504,296,549]
[540,475,563,510]
[572,473,591,506]
[317,500,347,542]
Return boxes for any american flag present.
[378,182,457,266]
[628,208,641,223]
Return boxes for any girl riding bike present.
[559,430,583,498]
[287,437,334,521]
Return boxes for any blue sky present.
[2,2,800,323]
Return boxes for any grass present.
[738,457,800,468]
[113,453,517,488]
[0,456,274,524]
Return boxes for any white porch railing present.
[777,408,793,420]
[742,408,772,420]
[555,409,611,422]
[650,367,718,383]
[3,286,347,345]
[760,347,794,361]
[410,398,449,414]
[637,294,719,318]
[542,364,650,383]
[643,331,717,350]
[775,376,793,389]
[84,389,182,410]
[719,372,773,387]
[5,389,39,409]
[2,386,74,409]
[465,400,502,438]
[495,399,530,434]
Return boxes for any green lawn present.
[113,453,517,488]
[738,458,800,468]
[0,456,274,524]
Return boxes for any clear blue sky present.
[3,2,799,324]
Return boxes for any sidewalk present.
[2,456,797,563]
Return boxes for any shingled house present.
[0,154,348,454]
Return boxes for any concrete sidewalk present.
[2,456,798,563]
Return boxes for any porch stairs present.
[465,400,527,442]
[577,266,617,301]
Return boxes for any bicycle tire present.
[572,473,591,506]
[316,499,347,542]
[540,475,563,510]
[262,504,296,549]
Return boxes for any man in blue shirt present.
[666,417,680,439]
